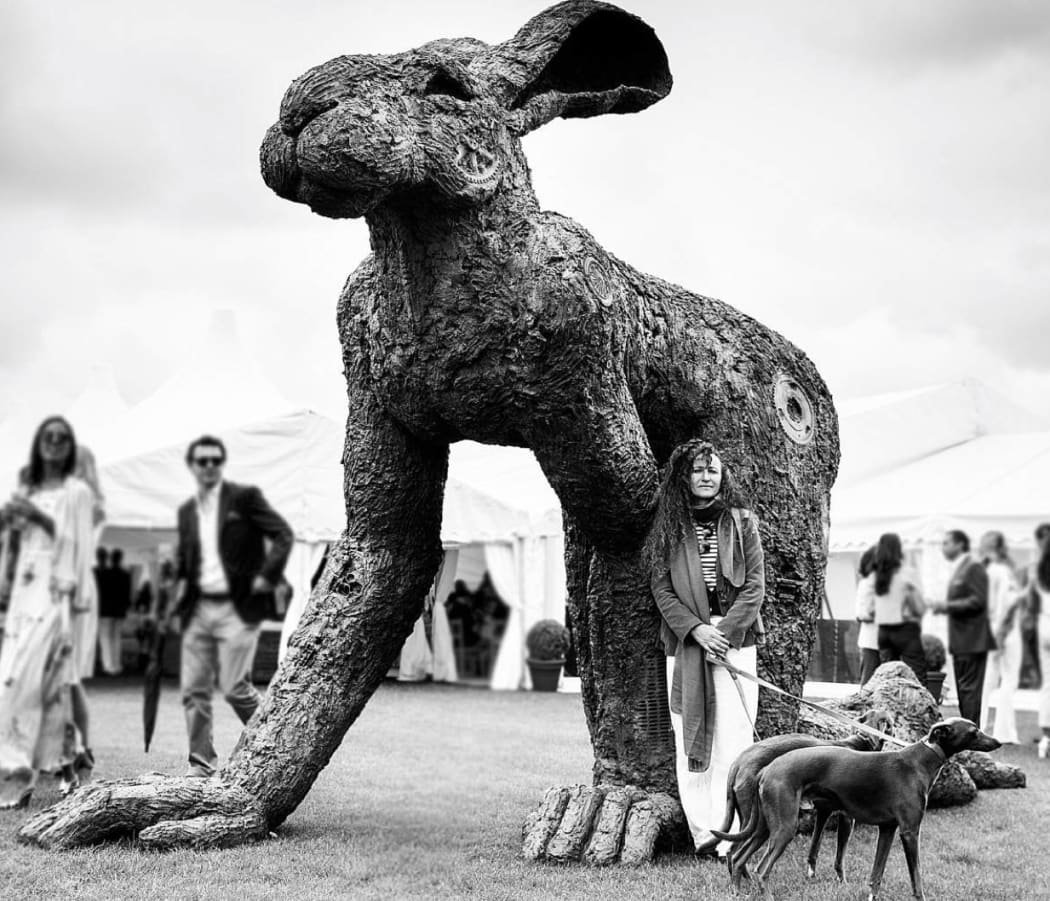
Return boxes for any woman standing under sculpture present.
[0,417,97,808]
[979,530,1021,744]
[649,439,765,857]
[872,532,927,686]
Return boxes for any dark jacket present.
[1020,563,1045,628]
[97,565,133,618]
[651,507,765,771]
[944,554,994,655]
[652,507,765,654]
[175,481,293,625]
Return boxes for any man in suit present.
[172,435,293,777]
[930,529,993,726]
[97,547,132,675]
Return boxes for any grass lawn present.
[1,676,1047,900]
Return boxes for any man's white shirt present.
[196,481,229,594]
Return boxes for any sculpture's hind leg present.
[20,383,449,849]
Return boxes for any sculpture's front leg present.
[19,381,449,849]
[520,385,688,864]
[522,529,689,864]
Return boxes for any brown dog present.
[714,717,1000,901]
[704,708,894,884]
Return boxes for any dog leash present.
[712,657,907,748]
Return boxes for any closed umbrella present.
[142,625,167,752]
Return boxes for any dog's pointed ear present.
[927,722,951,745]
[477,1,672,136]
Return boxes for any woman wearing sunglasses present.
[0,415,98,809]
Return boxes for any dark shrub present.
[525,619,570,661]
[922,633,946,672]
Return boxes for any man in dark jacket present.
[97,547,132,675]
[173,434,293,777]
[931,529,993,726]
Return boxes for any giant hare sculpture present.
[20,1,837,863]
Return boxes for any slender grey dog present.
[713,717,1000,901]
[704,707,895,883]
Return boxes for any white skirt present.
[667,616,758,854]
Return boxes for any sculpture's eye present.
[423,69,473,102]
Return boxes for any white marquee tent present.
[0,311,565,692]
[825,380,1049,620]
[96,408,565,691]
[835,379,1043,486]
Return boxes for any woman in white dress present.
[0,416,97,808]
[978,530,1021,744]
[854,546,879,686]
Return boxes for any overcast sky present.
[2,0,1048,433]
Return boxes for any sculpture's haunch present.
[20,1,839,860]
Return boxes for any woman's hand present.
[5,495,42,525]
[690,623,730,658]
[5,494,55,537]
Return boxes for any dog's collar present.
[922,740,947,762]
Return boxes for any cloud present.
[1,0,1048,441]
[805,309,1050,420]
[823,1,1050,70]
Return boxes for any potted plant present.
[525,618,570,692]
[922,633,947,703]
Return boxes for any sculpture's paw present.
[521,785,687,865]
[17,773,268,850]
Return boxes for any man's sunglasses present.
[192,456,225,468]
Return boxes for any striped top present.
[693,521,722,614]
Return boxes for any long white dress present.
[0,478,95,802]
[981,560,1021,743]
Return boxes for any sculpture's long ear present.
[478,1,672,136]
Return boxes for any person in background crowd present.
[872,532,927,686]
[854,545,879,686]
[97,548,132,676]
[138,559,176,672]
[1021,522,1050,758]
[169,435,293,778]
[0,416,97,808]
[648,438,765,859]
[444,579,478,647]
[93,547,109,596]
[930,529,993,727]
[69,443,104,782]
[978,531,1021,744]
[92,547,110,670]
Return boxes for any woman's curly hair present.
[645,438,747,573]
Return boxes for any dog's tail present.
[712,765,740,836]
[711,794,761,843]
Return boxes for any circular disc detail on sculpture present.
[583,256,617,308]
[453,140,500,185]
[773,375,815,445]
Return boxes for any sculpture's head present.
[260,1,672,219]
